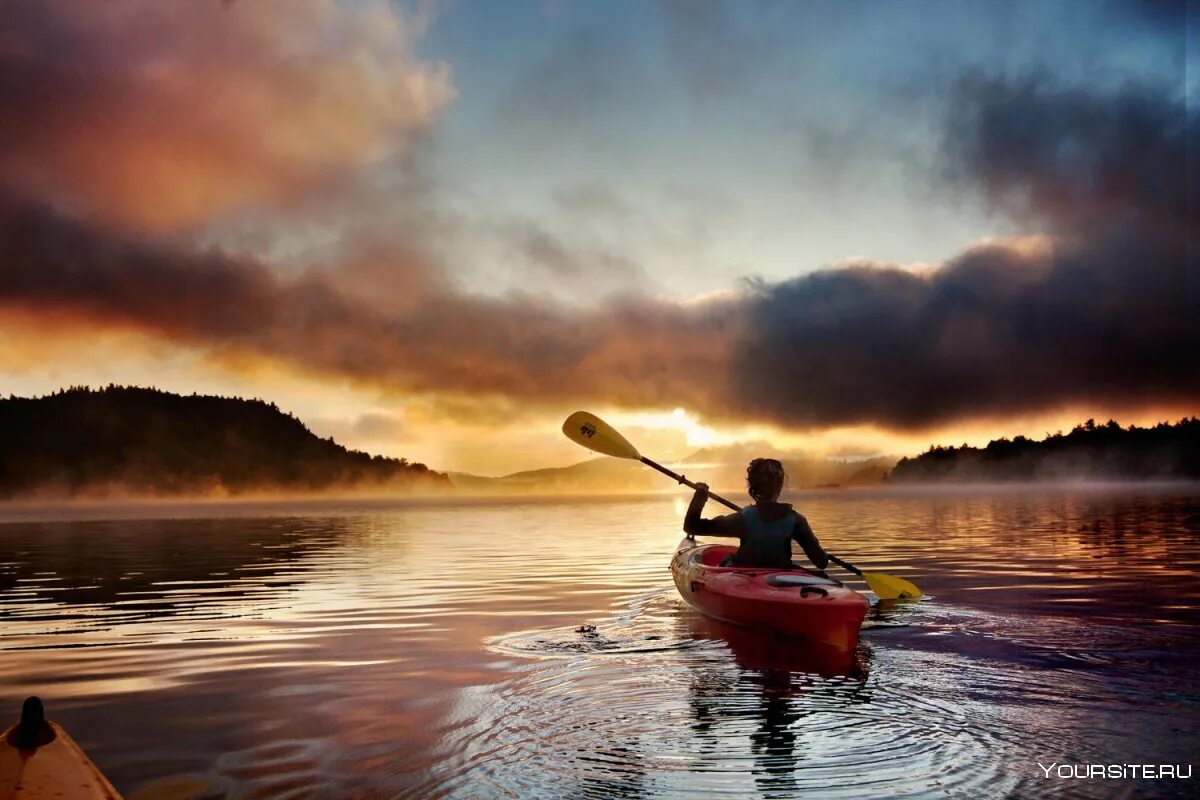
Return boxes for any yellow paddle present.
[562,410,923,601]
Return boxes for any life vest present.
[734,504,797,568]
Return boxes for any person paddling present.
[683,458,829,572]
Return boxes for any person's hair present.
[746,458,785,503]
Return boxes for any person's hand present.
[694,482,709,498]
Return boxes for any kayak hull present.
[685,613,864,676]
[671,539,869,654]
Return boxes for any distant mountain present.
[450,457,659,494]
[890,418,1200,483]
[0,386,450,499]
[452,445,894,495]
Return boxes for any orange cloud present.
[0,0,452,230]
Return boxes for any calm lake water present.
[2,487,1198,799]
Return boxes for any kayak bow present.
[1,697,123,800]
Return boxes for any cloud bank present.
[732,74,1198,426]
[0,0,451,230]
[0,2,1194,431]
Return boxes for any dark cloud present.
[729,72,1198,427]
[0,190,735,411]
[942,71,1192,237]
[0,12,1194,434]
[731,234,1196,427]
[0,193,284,338]
[1125,0,1195,29]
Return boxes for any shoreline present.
[2,480,1198,523]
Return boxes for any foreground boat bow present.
[1,698,123,800]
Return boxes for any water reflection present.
[683,620,871,799]
[574,740,650,800]
[0,517,340,621]
[0,489,1196,798]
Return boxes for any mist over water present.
[1,487,1197,799]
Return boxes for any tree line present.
[0,385,450,498]
[890,418,1200,483]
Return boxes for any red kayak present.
[671,539,869,654]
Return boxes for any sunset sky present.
[0,0,1196,476]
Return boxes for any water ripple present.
[0,489,1196,799]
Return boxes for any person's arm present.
[682,483,745,538]
[793,513,829,569]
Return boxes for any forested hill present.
[0,386,450,499]
[890,418,1200,483]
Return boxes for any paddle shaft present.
[640,456,739,511]
[639,455,863,576]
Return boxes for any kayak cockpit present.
[686,542,837,582]
[695,544,736,566]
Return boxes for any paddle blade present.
[561,411,641,460]
[863,571,923,601]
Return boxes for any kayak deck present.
[670,540,869,653]
[1,698,123,800]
